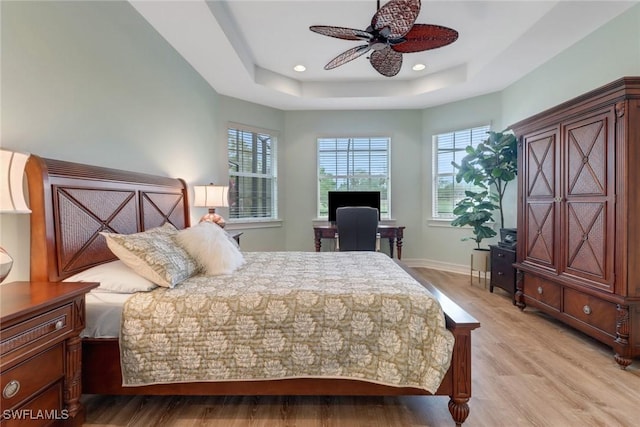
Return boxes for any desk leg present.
[396,237,403,260]
[388,238,395,258]
[315,237,321,252]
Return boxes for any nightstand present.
[229,231,243,245]
[1,281,98,426]
[489,245,516,303]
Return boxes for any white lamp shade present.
[193,184,229,208]
[0,149,31,213]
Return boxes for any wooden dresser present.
[1,281,98,426]
[511,77,640,368]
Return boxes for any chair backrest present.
[335,206,379,251]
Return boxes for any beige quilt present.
[120,251,455,392]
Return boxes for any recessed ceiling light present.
[294,65,306,72]
[412,64,426,71]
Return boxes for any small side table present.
[489,245,516,303]
[228,231,243,245]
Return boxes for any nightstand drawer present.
[0,304,72,362]
[1,343,64,410]
[2,381,64,427]
[492,258,515,285]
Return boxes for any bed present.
[25,154,480,426]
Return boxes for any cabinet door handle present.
[3,380,20,399]
[583,305,592,315]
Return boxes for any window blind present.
[317,137,390,218]
[228,126,277,219]
[433,125,490,218]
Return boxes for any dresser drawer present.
[563,288,617,336]
[0,304,72,364]
[1,344,64,411]
[523,274,561,310]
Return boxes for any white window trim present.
[225,218,283,229]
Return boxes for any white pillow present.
[64,260,158,293]
[175,222,245,275]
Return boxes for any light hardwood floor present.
[82,268,640,426]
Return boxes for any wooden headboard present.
[26,155,190,282]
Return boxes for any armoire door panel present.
[565,114,610,196]
[525,132,556,199]
[525,202,556,268]
[564,201,609,284]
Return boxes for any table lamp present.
[193,183,229,227]
[0,149,32,283]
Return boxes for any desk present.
[313,224,406,259]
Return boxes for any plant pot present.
[471,248,490,272]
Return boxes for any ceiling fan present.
[309,0,458,77]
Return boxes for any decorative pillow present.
[63,260,158,293]
[175,222,245,275]
[100,223,198,288]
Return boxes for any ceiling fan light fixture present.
[412,63,426,71]
[294,65,306,72]
[309,0,457,77]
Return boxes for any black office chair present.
[335,206,380,252]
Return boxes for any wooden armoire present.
[511,77,640,368]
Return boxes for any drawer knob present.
[583,305,592,315]
[497,253,504,258]
[55,320,64,330]
[537,286,543,295]
[497,272,504,276]
[3,380,20,399]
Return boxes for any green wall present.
[2,1,639,281]
[502,3,640,125]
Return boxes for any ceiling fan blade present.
[310,26,372,41]
[369,47,403,77]
[392,24,459,53]
[325,45,371,70]
[371,0,421,39]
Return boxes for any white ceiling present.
[129,0,637,111]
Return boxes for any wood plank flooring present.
[82,268,640,426]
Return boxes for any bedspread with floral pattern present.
[120,251,455,392]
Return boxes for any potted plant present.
[451,190,498,273]
[451,190,498,249]
[450,130,517,274]
[452,130,518,231]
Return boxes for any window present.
[433,125,490,218]
[227,124,277,220]
[317,137,390,218]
